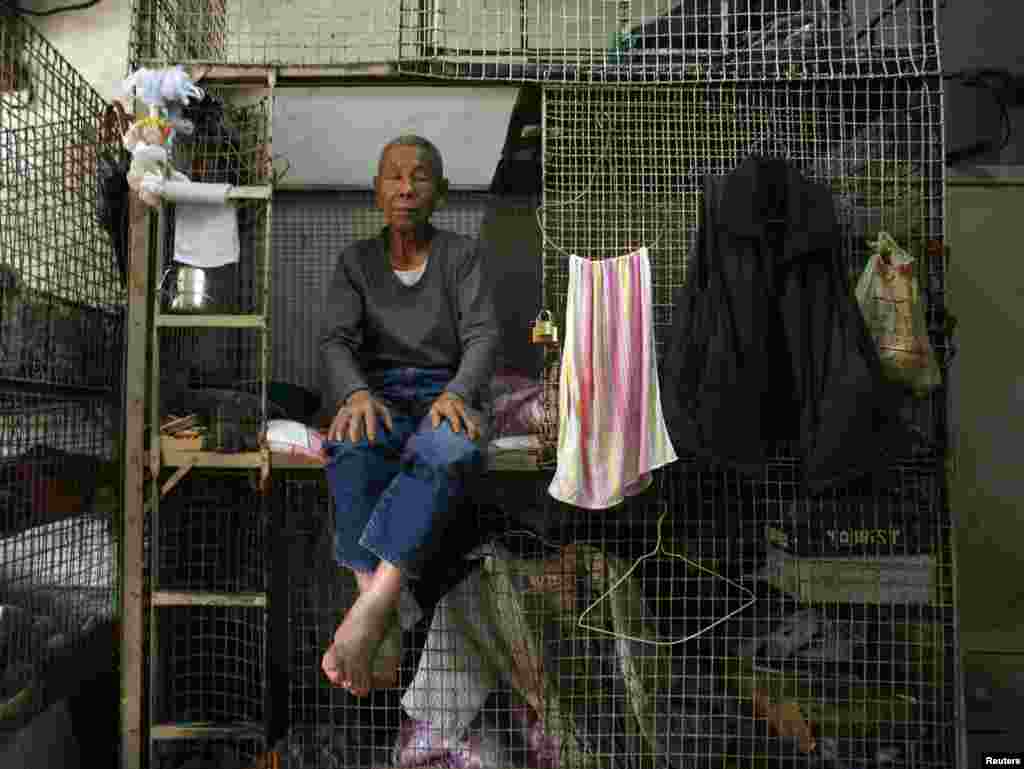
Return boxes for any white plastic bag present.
[264,419,325,465]
[855,232,941,396]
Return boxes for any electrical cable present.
[943,68,1016,165]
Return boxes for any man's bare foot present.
[320,588,395,696]
[321,615,401,692]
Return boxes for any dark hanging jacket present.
[660,156,909,492]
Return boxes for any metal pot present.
[167,266,212,313]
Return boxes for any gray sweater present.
[319,225,500,409]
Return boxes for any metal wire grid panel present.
[278,476,394,762]
[540,80,947,453]
[276,464,953,767]
[278,475,499,768]
[1,14,127,391]
[156,90,271,321]
[270,190,491,393]
[154,475,265,594]
[160,203,269,317]
[171,90,272,189]
[129,0,402,69]
[152,736,266,769]
[398,0,941,81]
[158,329,265,415]
[153,606,266,724]
[127,0,939,82]
[656,458,954,766]
[0,391,119,718]
[0,12,123,733]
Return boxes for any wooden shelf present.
[150,722,265,740]
[151,591,267,608]
[160,447,324,471]
[156,314,266,329]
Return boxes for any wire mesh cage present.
[0,391,120,724]
[150,730,266,769]
[128,0,940,82]
[171,89,272,188]
[153,605,266,726]
[1,14,127,391]
[129,0,401,70]
[155,475,265,594]
[158,90,272,316]
[160,324,264,384]
[0,11,124,734]
[399,0,943,82]
[540,79,947,456]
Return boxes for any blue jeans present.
[323,367,488,578]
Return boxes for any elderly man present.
[318,135,500,696]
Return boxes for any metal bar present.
[262,71,278,745]
[946,176,1024,187]
[120,191,151,769]
[151,591,268,608]
[156,314,267,328]
[188,64,398,85]
[228,186,273,200]
[148,201,168,754]
[150,722,266,740]
[0,377,115,398]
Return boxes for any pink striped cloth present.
[548,247,677,510]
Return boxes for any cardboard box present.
[765,520,933,557]
[759,545,940,605]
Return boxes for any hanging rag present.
[158,180,240,268]
[548,247,677,510]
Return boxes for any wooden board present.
[121,193,150,769]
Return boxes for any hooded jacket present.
[660,155,909,492]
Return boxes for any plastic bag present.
[855,232,941,396]
[263,419,325,465]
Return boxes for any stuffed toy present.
[122,66,203,110]
[121,66,203,148]
[122,117,187,208]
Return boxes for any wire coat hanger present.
[576,509,758,647]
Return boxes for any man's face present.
[374,144,446,232]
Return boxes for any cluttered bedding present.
[159,371,547,471]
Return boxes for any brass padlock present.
[531,310,559,345]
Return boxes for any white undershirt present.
[393,260,427,287]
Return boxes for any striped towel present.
[548,247,677,510]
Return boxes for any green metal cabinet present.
[947,174,1024,655]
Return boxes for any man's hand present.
[329,390,393,444]
[429,391,479,441]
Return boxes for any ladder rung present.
[227,185,272,200]
[151,591,267,608]
[156,314,266,329]
[150,721,265,740]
